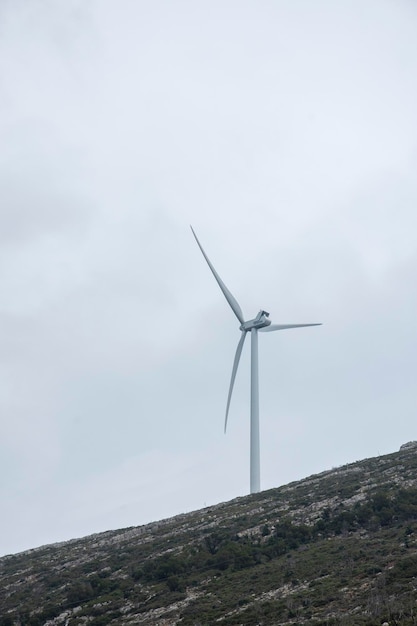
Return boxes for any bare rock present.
[400,441,417,451]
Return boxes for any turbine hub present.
[240,310,271,331]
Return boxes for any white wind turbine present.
[191,226,321,494]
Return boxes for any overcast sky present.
[1,0,417,556]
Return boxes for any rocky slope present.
[2,443,417,625]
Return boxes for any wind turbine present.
[191,226,321,494]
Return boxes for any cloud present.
[0,0,417,556]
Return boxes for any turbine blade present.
[191,226,245,324]
[260,323,322,332]
[225,331,247,432]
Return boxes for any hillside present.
[2,444,417,625]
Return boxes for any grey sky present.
[1,0,417,556]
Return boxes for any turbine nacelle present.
[240,310,271,332]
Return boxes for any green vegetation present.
[2,446,417,624]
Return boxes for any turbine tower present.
[191,226,321,494]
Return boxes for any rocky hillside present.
[2,444,417,626]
